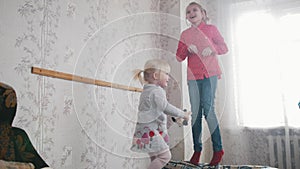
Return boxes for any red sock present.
[189,151,201,165]
[209,149,224,166]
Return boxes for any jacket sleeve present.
[176,33,189,62]
[153,88,184,118]
[211,25,228,55]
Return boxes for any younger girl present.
[176,2,228,166]
[131,59,191,169]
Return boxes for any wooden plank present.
[31,67,143,92]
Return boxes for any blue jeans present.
[188,76,222,152]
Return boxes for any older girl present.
[176,2,228,166]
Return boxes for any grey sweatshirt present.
[131,84,185,153]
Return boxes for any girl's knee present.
[166,150,172,161]
[161,150,172,163]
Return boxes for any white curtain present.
[204,0,300,168]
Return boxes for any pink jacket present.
[176,22,228,80]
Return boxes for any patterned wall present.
[0,0,186,168]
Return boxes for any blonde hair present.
[186,2,209,23]
[133,59,170,85]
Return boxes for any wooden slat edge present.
[31,67,142,92]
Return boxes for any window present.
[235,9,300,128]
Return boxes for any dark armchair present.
[0,82,49,169]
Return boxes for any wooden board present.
[31,67,143,92]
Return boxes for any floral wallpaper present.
[0,0,188,168]
[4,0,295,168]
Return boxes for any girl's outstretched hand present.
[172,110,191,127]
[183,111,192,121]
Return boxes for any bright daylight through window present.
[235,11,300,128]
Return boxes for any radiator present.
[268,134,300,169]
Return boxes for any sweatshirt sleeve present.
[164,103,185,118]
[176,33,189,62]
[210,25,228,55]
[153,88,184,118]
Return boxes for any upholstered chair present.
[0,82,49,169]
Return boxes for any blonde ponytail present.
[133,69,145,85]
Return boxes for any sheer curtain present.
[230,0,300,129]
[206,0,300,168]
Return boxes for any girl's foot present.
[209,149,224,166]
[189,151,201,165]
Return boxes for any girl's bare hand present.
[183,111,192,121]
[202,47,213,56]
[188,44,198,54]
